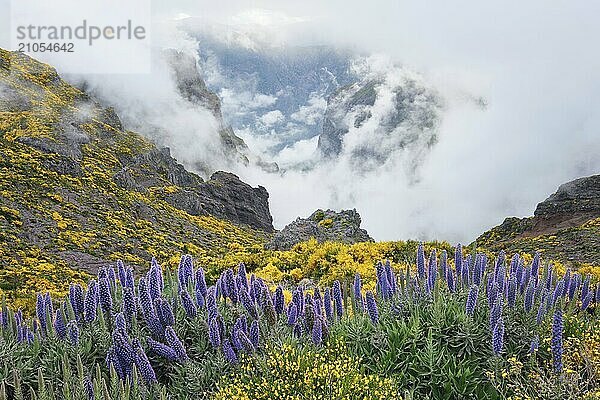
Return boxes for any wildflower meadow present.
[0,244,598,399]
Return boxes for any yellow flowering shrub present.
[215,340,399,400]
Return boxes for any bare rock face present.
[266,209,373,250]
[163,49,278,174]
[162,171,274,232]
[531,175,600,233]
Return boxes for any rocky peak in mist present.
[317,76,440,171]
[163,48,279,174]
[193,32,357,150]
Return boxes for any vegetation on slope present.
[0,49,266,311]
[0,245,599,399]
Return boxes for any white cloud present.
[259,110,284,127]
[4,1,598,243]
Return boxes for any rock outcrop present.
[475,174,600,265]
[266,209,373,250]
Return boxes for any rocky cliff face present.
[0,49,273,274]
[475,174,600,265]
[266,209,373,251]
[163,49,278,173]
[317,78,440,170]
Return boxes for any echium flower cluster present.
[427,250,437,294]
[454,243,463,284]
[177,255,194,292]
[84,280,98,323]
[465,285,478,316]
[492,317,504,355]
[417,243,426,280]
[54,309,67,340]
[353,273,363,312]
[274,286,285,314]
[524,282,535,313]
[36,293,49,335]
[552,308,563,373]
[365,291,379,325]
[98,276,112,314]
[69,284,84,322]
[132,339,157,384]
[332,280,343,319]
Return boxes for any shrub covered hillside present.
[476,174,600,267]
[0,244,599,399]
[0,49,274,311]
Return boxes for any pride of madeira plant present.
[0,244,599,399]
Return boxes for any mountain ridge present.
[0,48,273,287]
[475,174,600,265]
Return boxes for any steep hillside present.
[0,49,273,306]
[475,174,600,266]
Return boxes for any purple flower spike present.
[98,277,112,313]
[115,313,126,331]
[365,291,379,325]
[222,339,238,364]
[117,260,127,288]
[353,273,363,311]
[454,243,463,281]
[489,296,503,331]
[274,286,285,314]
[524,282,535,313]
[84,280,98,323]
[122,286,135,325]
[106,346,124,379]
[165,326,188,362]
[208,317,221,347]
[237,330,255,353]
[332,281,343,319]
[581,275,591,302]
[465,285,479,316]
[195,267,208,301]
[180,290,198,319]
[552,308,563,373]
[427,250,437,294]
[54,309,67,340]
[238,263,249,292]
[529,336,539,354]
[287,303,298,326]
[581,293,593,311]
[507,276,517,309]
[531,252,540,283]
[447,268,456,293]
[207,287,218,320]
[36,293,47,334]
[492,318,504,355]
[67,320,79,346]
[324,288,333,321]
[146,337,178,361]
[415,244,425,281]
[132,339,157,384]
[69,284,83,319]
[440,250,448,280]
